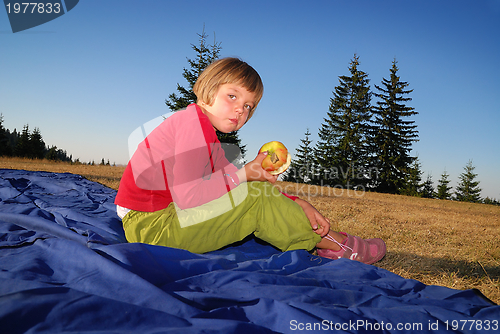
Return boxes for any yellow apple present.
[258,141,292,175]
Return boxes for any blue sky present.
[1,0,499,199]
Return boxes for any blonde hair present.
[193,57,263,120]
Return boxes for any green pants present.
[122,181,321,254]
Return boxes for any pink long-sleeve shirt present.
[115,104,241,212]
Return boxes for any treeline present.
[0,116,72,161]
[0,114,114,166]
[284,55,498,206]
[431,161,498,205]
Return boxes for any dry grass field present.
[1,157,499,305]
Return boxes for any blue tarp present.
[0,169,498,333]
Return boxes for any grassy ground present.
[1,157,499,305]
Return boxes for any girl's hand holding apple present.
[235,141,291,184]
[258,141,291,175]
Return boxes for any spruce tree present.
[285,129,315,184]
[371,59,419,194]
[315,55,372,188]
[46,146,58,161]
[29,127,46,159]
[399,157,423,197]
[421,174,435,198]
[0,114,9,156]
[165,28,246,158]
[436,170,453,200]
[165,27,220,111]
[15,124,31,158]
[314,122,336,185]
[455,160,482,203]
[7,129,19,154]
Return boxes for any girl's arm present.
[294,198,331,237]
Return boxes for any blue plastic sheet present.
[0,169,498,333]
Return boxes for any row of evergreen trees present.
[284,55,420,192]
[0,115,72,161]
[0,115,119,166]
[423,160,498,204]
[281,55,498,204]
[1,114,77,162]
[290,128,494,204]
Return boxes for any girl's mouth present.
[229,118,238,125]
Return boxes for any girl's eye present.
[229,95,236,100]
[244,104,253,111]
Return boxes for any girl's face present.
[200,83,256,133]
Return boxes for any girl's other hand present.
[295,198,330,237]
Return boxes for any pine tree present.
[45,145,72,162]
[314,121,336,185]
[0,114,9,156]
[285,129,315,183]
[455,160,482,203]
[7,129,19,154]
[165,27,220,111]
[370,59,419,194]
[165,27,246,158]
[315,55,372,188]
[29,127,46,159]
[15,124,31,158]
[421,173,435,198]
[399,157,423,196]
[46,146,58,161]
[436,170,453,200]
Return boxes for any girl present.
[115,57,385,264]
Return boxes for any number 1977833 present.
[6,2,61,14]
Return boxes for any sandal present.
[317,232,386,265]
